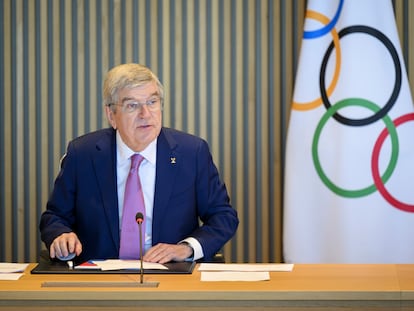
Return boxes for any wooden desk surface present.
[1,263,414,310]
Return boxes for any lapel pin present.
[170,157,176,164]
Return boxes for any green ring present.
[312,98,399,198]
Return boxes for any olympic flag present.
[283,0,414,263]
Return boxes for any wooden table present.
[1,263,414,310]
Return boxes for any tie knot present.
[130,154,144,171]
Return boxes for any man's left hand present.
[143,243,193,263]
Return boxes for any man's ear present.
[105,105,117,129]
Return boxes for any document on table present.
[201,271,270,281]
[76,259,168,271]
[198,263,294,282]
[0,263,29,280]
[198,263,294,272]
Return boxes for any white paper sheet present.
[0,273,24,281]
[198,263,294,272]
[93,259,168,271]
[0,263,29,273]
[0,263,28,281]
[201,271,270,282]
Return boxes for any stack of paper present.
[75,259,167,271]
[0,263,29,280]
[198,263,294,282]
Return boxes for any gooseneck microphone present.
[135,212,144,284]
[133,212,159,287]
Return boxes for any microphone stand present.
[135,214,159,288]
[138,221,144,284]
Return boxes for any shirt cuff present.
[180,237,203,261]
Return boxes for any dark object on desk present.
[31,252,196,275]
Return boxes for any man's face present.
[106,81,162,152]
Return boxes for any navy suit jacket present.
[40,127,238,263]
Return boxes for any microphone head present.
[135,212,144,224]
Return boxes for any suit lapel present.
[93,129,120,250]
[152,128,180,244]
[90,128,180,247]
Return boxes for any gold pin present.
[170,157,176,164]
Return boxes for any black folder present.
[31,254,196,275]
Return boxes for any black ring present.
[319,25,401,126]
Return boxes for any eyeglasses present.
[109,96,162,113]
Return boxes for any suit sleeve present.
[190,139,239,260]
[39,142,78,249]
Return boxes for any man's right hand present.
[50,232,82,259]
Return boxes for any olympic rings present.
[372,113,414,212]
[294,3,412,211]
[292,10,341,111]
[303,0,344,39]
[319,25,402,126]
[312,98,399,197]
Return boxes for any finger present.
[156,253,173,264]
[65,233,83,257]
[143,243,164,257]
[144,244,184,264]
[49,244,56,258]
[146,252,171,264]
[71,234,83,256]
[67,235,77,253]
[143,244,166,262]
[51,240,63,258]
[58,238,70,257]
[75,241,83,256]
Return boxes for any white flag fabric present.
[283,0,414,263]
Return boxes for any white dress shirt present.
[116,131,157,252]
[115,131,203,260]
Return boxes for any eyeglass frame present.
[107,95,163,113]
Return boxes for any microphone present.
[135,212,144,284]
[135,212,144,225]
[133,212,158,287]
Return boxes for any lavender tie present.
[119,154,145,259]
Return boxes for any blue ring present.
[303,0,344,39]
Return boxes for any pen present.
[67,260,73,270]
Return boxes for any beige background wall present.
[1,0,413,263]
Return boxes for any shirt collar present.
[116,130,157,165]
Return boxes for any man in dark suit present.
[39,63,238,264]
